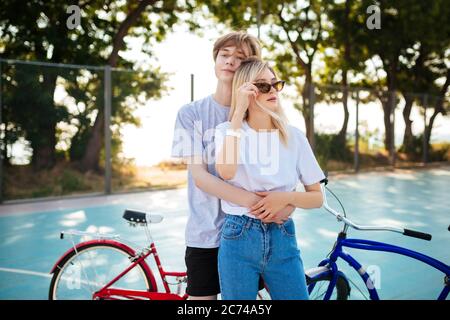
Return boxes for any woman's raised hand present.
[234,82,258,119]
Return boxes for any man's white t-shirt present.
[215,121,325,217]
[171,95,229,248]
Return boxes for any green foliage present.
[1,0,448,186]
[429,143,450,162]
[399,135,450,162]
[59,170,86,192]
[31,186,54,198]
[1,0,178,169]
[398,134,424,159]
[314,132,353,169]
[202,0,449,156]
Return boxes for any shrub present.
[314,133,353,169]
[59,170,86,192]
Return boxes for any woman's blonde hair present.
[229,57,290,145]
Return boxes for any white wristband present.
[226,129,241,138]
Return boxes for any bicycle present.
[49,210,273,300]
[305,178,449,300]
[49,211,188,300]
[49,178,449,300]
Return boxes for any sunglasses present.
[253,80,285,93]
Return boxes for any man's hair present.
[213,31,261,61]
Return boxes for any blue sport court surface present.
[0,167,449,299]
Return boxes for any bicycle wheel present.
[307,271,350,300]
[49,242,155,300]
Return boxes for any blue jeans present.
[218,214,309,300]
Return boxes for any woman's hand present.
[258,204,295,224]
[249,191,293,222]
[233,82,258,120]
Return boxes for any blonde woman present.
[171,32,295,300]
[214,57,325,300]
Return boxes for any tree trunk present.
[32,129,56,169]
[31,72,58,170]
[301,73,314,145]
[382,96,393,153]
[426,107,439,148]
[382,61,398,156]
[401,93,414,152]
[337,0,351,146]
[425,71,449,148]
[80,110,104,172]
[1,109,9,165]
[338,83,349,146]
[80,0,155,172]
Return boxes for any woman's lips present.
[267,97,277,102]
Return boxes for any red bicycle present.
[49,210,189,300]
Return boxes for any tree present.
[1,1,76,168]
[355,0,449,155]
[199,0,449,158]
[395,0,450,154]
[81,0,159,172]
[425,69,449,150]
[320,0,368,146]
[272,0,325,146]
[0,0,180,171]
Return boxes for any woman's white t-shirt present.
[215,121,325,217]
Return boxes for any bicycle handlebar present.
[403,229,432,241]
[319,179,432,241]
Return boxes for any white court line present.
[0,267,111,288]
[0,267,52,278]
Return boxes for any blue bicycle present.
[304,178,449,300]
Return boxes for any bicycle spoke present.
[347,277,369,300]
[73,251,96,294]
[86,247,102,290]
[310,281,326,300]
[51,244,151,300]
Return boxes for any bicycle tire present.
[49,242,156,300]
[307,271,350,300]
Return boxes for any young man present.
[171,31,295,300]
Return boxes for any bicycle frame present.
[52,229,189,300]
[308,233,450,300]
[92,242,188,300]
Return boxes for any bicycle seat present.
[123,209,163,225]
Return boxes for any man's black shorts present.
[185,247,220,296]
[185,246,266,297]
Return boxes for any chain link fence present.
[309,84,449,173]
[1,59,449,202]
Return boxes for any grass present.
[3,161,187,201]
